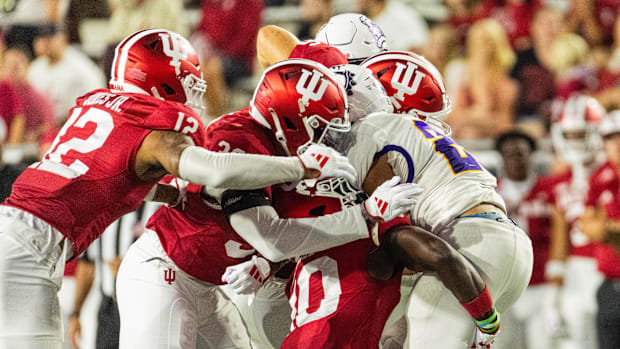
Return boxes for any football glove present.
[298,144,357,184]
[221,255,271,295]
[363,176,423,245]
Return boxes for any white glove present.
[364,176,423,245]
[363,176,423,222]
[471,328,498,349]
[221,255,271,295]
[298,144,357,184]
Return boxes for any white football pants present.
[0,206,72,349]
[559,256,603,349]
[382,215,533,348]
[222,276,292,349]
[116,229,252,349]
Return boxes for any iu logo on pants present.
[164,268,176,285]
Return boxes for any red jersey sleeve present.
[289,41,348,68]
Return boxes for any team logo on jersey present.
[159,33,188,75]
[164,268,176,285]
[297,69,329,113]
[391,62,426,109]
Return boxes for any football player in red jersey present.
[548,94,606,349]
[494,130,568,348]
[115,58,422,349]
[0,29,356,348]
[580,110,620,349]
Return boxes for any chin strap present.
[269,107,290,156]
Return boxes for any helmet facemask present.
[296,113,351,155]
[180,73,207,118]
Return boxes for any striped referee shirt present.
[83,202,161,297]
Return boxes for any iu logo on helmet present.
[391,62,426,109]
[296,69,329,113]
[159,33,187,74]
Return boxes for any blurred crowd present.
[0,0,619,349]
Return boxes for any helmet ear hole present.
[161,84,175,95]
[283,117,298,130]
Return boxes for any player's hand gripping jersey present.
[348,112,506,231]
[4,89,206,255]
[272,177,408,349]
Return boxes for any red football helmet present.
[551,94,604,163]
[361,51,452,120]
[109,29,206,116]
[250,59,349,156]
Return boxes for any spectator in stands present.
[192,0,263,119]
[580,110,620,349]
[102,0,188,82]
[548,32,598,102]
[0,143,27,202]
[69,202,160,349]
[444,0,495,46]
[0,47,54,143]
[356,0,429,53]
[445,18,518,139]
[510,6,565,136]
[566,0,619,46]
[494,130,566,349]
[28,23,105,125]
[594,17,620,110]
[421,24,459,76]
[489,0,541,51]
[1,0,70,57]
[0,80,25,144]
[297,0,333,40]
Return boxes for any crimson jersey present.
[585,161,620,279]
[548,169,600,257]
[289,41,348,68]
[4,89,206,255]
[497,175,556,285]
[274,180,407,349]
[149,108,276,283]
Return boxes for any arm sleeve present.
[178,146,304,190]
[227,204,370,262]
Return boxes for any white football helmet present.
[316,13,388,64]
[551,94,604,164]
[600,110,620,137]
[330,64,393,122]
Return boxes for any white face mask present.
[181,74,207,118]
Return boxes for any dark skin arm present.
[364,154,488,310]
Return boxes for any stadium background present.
[0,0,618,348]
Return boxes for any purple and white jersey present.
[348,112,505,232]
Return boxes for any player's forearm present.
[229,205,370,262]
[71,261,95,317]
[178,146,304,190]
[385,226,485,303]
